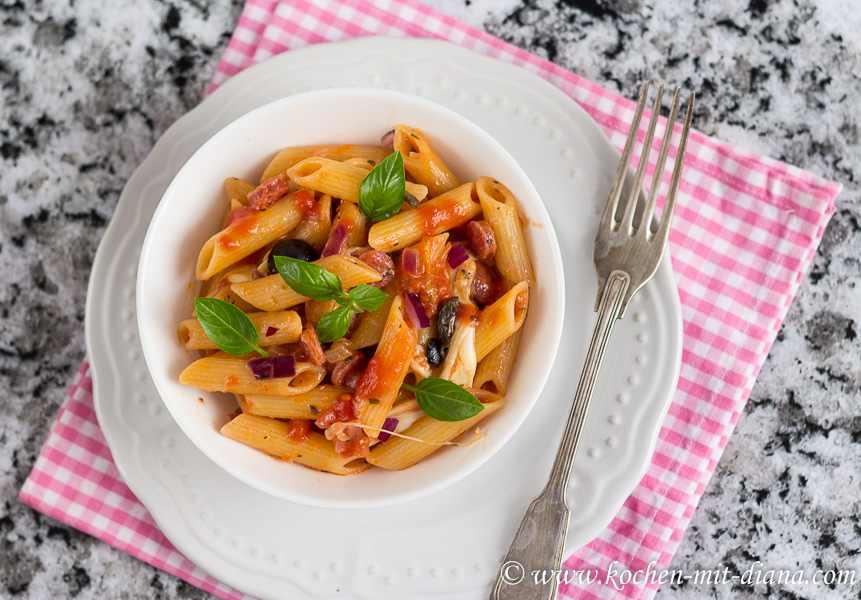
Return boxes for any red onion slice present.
[404,291,430,329]
[401,248,419,274]
[380,130,395,150]
[378,417,399,442]
[265,326,279,337]
[446,243,469,268]
[246,355,296,380]
[320,224,348,258]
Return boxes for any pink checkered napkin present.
[21,1,841,599]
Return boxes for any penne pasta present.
[354,295,418,437]
[476,176,535,285]
[221,413,369,475]
[231,254,381,312]
[349,286,396,349]
[342,157,430,203]
[243,385,350,419]
[196,190,310,280]
[287,156,426,204]
[180,356,325,396]
[394,125,460,197]
[472,328,522,394]
[290,193,332,252]
[198,263,259,313]
[223,177,255,205]
[287,157,367,202]
[179,311,302,350]
[367,390,504,470]
[261,144,390,182]
[367,182,481,252]
[474,281,529,362]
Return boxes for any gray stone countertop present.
[1,0,859,598]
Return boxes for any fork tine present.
[654,91,695,246]
[620,82,664,232]
[638,86,681,238]
[601,81,650,228]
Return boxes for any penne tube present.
[476,176,535,285]
[179,357,325,396]
[179,311,302,350]
[367,390,504,470]
[367,182,481,252]
[291,194,332,252]
[354,295,418,437]
[243,385,350,419]
[223,177,255,205]
[221,413,369,475]
[231,254,382,312]
[341,157,429,203]
[198,264,259,313]
[196,190,309,280]
[474,281,529,362]
[349,285,396,349]
[472,328,522,394]
[394,125,460,197]
[333,201,368,249]
[287,156,426,205]
[287,157,368,202]
[404,181,429,204]
[261,145,390,182]
[341,157,378,170]
[304,299,340,328]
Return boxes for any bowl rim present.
[136,87,565,509]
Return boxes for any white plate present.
[86,37,682,600]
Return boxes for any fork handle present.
[490,270,630,600]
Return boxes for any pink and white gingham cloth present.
[20,1,841,599]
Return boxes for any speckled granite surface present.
[1,1,858,598]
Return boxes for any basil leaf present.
[194,297,269,357]
[403,378,484,422]
[358,151,406,222]
[348,284,388,312]
[316,305,353,343]
[274,256,343,302]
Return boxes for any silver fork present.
[489,82,694,600]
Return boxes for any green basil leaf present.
[348,284,388,313]
[358,151,406,222]
[402,378,484,422]
[316,305,353,343]
[193,297,269,357]
[274,256,343,302]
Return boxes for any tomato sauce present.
[287,419,312,441]
[457,304,480,327]
[219,208,261,250]
[225,205,255,228]
[394,237,451,317]
[416,200,468,238]
[314,397,356,429]
[354,319,416,407]
[336,435,370,458]
[293,189,317,220]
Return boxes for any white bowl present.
[137,88,564,509]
